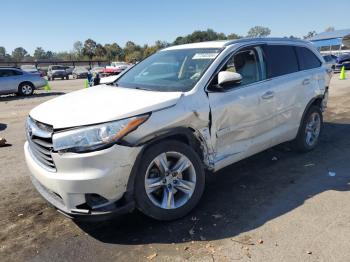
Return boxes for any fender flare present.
[296,94,325,137]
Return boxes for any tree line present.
[0,26,331,63]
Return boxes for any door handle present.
[261,90,275,100]
[302,79,311,85]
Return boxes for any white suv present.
[24,38,330,221]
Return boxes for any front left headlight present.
[53,114,149,153]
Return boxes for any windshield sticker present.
[192,53,219,60]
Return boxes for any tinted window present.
[0,69,19,77]
[296,47,321,70]
[263,45,298,78]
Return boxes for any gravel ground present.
[1,76,350,262]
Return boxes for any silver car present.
[25,38,330,221]
[0,67,46,96]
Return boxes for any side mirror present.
[217,71,242,87]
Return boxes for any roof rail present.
[223,37,310,46]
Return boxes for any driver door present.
[208,45,278,170]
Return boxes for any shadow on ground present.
[76,122,350,245]
[0,92,65,102]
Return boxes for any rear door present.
[0,69,19,94]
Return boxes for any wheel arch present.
[296,94,325,136]
[124,127,206,201]
[18,81,34,89]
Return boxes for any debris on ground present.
[146,253,157,260]
[212,214,223,219]
[258,239,264,244]
[307,251,312,255]
[232,235,255,246]
[17,213,23,217]
[328,171,336,177]
[0,137,7,147]
[272,156,278,161]
[304,163,315,167]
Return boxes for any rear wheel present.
[65,75,69,80]
[18,82,34,96]
[135,141,205,221]
[293,106,323,152]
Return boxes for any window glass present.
[296,46,321,70]
[215,46,266,88]
[0,69,17,77]
[263,45,299,77]
[117,48,221,92]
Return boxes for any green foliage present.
[33,47,47,59]
[83,39,97,59]
[0,46,6,58]
[1,28,277,63]
[303,30,317,39]
[11,47,28,61]
[247,26,271,38]
[104,43,124,61]
[173,28,231,45]
[73,41,83,58]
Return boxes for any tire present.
[135,140,205,221]
[66,75,69,80]
[61,76,64,80]
[293,106,323,152]
[73,74,77,79]
[18,82,34,96]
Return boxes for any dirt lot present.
[1,77,350,262]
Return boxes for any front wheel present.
[18,83,34,96]
[293,106,323,152]
[135,141,205,221]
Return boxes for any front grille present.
[26,117,56,172]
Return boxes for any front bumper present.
[24,142,142,219]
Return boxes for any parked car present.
[72,66,89,79]
[334,54,350,72]
[20,65,46,77]
[103,62,131,76]
[90,66,105,75]
[47,65,69,80]
[322,54,337,70]
[24,38,330,221]
[63,66,74,75]
[0,67,46,96]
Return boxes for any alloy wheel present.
[144,151,196,210]
[305,112,321,146]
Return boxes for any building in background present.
[308,29,350,55]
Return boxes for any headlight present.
[52,114,149,152]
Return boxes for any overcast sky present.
[1,0,349,54]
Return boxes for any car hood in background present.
[30,85,182,129]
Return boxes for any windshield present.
[116,48,221,92]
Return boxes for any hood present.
[30,85,182,129]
